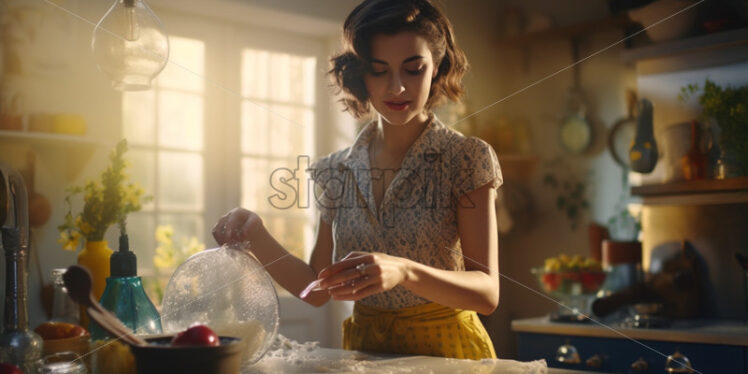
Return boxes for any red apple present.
[0,363,23,374]
[171,324,220,347]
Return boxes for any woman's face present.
[364,32,437,126]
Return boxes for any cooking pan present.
[608,90,638,169]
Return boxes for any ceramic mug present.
[658,122,691,182]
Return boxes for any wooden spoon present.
[62,265,148,346]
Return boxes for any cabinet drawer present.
[517,332,745,373]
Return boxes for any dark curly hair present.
[329,0,469,118]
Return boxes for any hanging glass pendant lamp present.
[92,0,169,91]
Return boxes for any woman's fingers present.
[318,252,372,279]
[320,266,365,289]
[211,214,230,245]
[328,275,380,299]
[346,284,380,300]
[211,208,262,246]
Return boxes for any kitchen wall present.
[1,0,124,333]
[489,0,748,358]
[479,1,637,358]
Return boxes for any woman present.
[213,0,502,359]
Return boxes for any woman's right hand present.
[211,208,264,247]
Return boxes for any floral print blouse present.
[310,116,502,309]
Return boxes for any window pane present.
[302,56,316,106]
[268,105,292,157]
[241,157,269,210]
[242,157,298,212]
[157,36,205,92]
[241,101,269,155]
[267,105,314,158]
[158,151,203,211]
[158,91,203,151]
[123,91,156,146]
[288,108,314,157]
[241,49,269,99]
[285,55,316,106]
[128,149,156,211]
[127,212,156,271]
[158,213,205,246]
[269,53,291,102]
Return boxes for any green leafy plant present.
[57,139,151,251]
[679,79,748,176]
[542,158,589,230]
[606,171,640,241]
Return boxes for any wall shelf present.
[621,27,748,74]
[0,130,103,179]
[631,176,748,205]
[497,13,636,47]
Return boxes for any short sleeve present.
[452,137,503,198]
[309,157,340,225]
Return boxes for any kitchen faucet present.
[0,161,43,370]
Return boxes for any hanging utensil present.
[608,90,638,169]
[560,39,593,154]
[629,98,658,173]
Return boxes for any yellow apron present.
[343,302,496,359]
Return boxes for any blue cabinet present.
[516,332,746,373]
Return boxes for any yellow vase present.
[77,240,113,330]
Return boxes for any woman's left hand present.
[317,251,409,301]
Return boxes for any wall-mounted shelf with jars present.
[0,130,103,179]
[621,27,748,74]
[631,176,748,205]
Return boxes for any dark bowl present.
[130,336,245,374]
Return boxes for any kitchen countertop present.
[512,316,748,346]
[547,369,606,374]
[243,345,557,374]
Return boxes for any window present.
[121,26,324,290]
[240,49,317,260]
[123,35,206,276]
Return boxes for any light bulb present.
[92,0,169,91]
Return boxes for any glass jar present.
[37,352,87,374]
[51,269,79,324]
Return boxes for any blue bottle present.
[90,231,162,340]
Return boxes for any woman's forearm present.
[400,258,499,315]
[248,225,330,306]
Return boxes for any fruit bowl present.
[130,335,244,374]
[531,268,607,297]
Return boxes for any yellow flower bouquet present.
[57,139,151,251]
[145,225,204,304]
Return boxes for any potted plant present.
[57,139,150,325]
[679,79,748,178]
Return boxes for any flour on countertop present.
[242,334,547,374]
